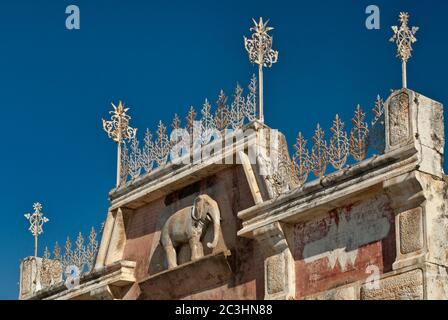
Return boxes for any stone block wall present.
[104,165,265,299]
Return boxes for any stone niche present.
[107,165,265,300]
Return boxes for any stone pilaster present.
[252,222,295,300]
[95,207,133,269]
[19,257,42,299]
[384,172,426,270]
[383,89,448,299]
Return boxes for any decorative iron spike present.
[370,95,386,154]
[328,114,349,170]
[88,227,97,245]
[230,83,246,130]
[153,121,170,166]
[372,95,384,126]
[86,227,99,272]
[141,129,154,173]
[62,236,73,271]
[75,232,84,251]
[201,99,214,145]
[186,106,197,132]
[186,106,197,150]
[214,90,230,131]
[349,105,369,161]
[129,136,142,179]
[171,113,181,131]
[244,74,257,122]
[310,124,329,179]
[293,132,311,187]
[53,242,61,261]
[43,246,51,260]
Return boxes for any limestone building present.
[19,14,448,300]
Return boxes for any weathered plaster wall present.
[293,193,396,299]
[121,166,264,299]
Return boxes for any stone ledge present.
[138,250,233,300]
[27,260,136,300]
[361,268,424,300]
[303,285,358,300]
[300,264,433,300]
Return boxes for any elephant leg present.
[165,244,178,269]
[189,235,204,261]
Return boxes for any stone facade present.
[19,89,448,300]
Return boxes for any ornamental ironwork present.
[244,17,278,123]
[390,12,419,88]
[24,203,49,257]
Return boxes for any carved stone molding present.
[252,222,295,300]
[361,268,424,300]
[399,207,424,255]
[389,91,411,147]
[360,262,448,300]
[19,257,41,300]
[384,89,444,178]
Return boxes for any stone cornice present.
[238,144,420,238]
[108,121,270,210]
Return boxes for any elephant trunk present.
[206,201,220,249]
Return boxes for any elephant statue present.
[160,194,221,269]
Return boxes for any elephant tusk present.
[207,242,215,249]
[207,221,220,249]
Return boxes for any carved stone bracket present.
[138,251,233,300]
[252,222,295,300]
[384,171,426,270]
[384,170,448,271]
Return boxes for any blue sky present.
[0,0,446,299]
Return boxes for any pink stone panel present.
[293,193,396,299]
